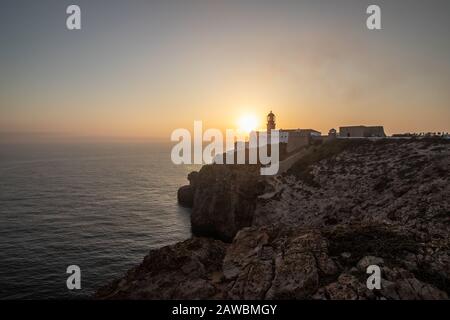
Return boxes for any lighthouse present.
[267,111,276,133]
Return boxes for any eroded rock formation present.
[189,164,265,241]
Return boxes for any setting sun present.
[237,115,258,134]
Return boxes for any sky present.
[1,0,449,141]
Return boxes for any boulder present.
[223,226,338,299]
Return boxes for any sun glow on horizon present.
[237,115,259,134]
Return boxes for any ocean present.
[0,142,198,299]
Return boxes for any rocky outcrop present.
[96,237,228,299]
[189,164,266,242]
[223,225,338,299]
[254,139,449,235]
[96,224,448,299]
[98,138,449,300]
[177,171,199,207]
[177,185,195,207]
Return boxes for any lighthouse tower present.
[267,111,276,133]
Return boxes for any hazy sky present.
[1,0,449,140]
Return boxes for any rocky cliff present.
[178,164,267,241]
[97,138,449,300]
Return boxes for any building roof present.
[339,125,384,129]
[280,128,321,134]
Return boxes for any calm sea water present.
[0,143,198,299]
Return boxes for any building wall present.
[364,126,386,137]
[340,126,386,138]
[340,126,365,137]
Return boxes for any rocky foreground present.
[96,138,449,300]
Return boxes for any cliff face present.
[183,164,266,242]
[97,139,449,300]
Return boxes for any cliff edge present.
[97,138,449,300]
